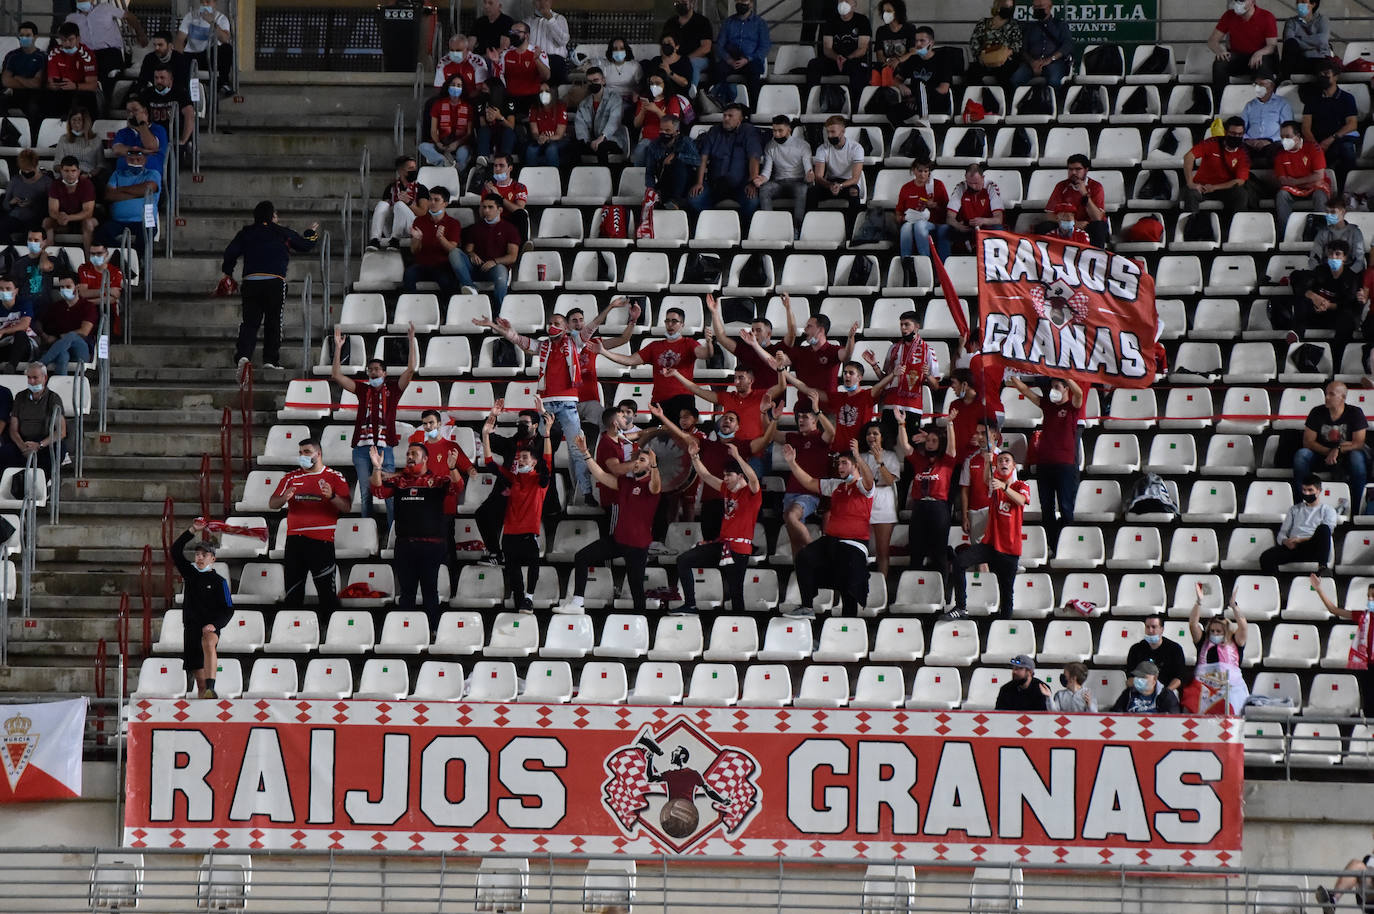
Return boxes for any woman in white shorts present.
[861,421,902,576]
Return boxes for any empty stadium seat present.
[740,664,793,707]
[244,658,299,699]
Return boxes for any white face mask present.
[1281,135,1300,151]
[1048,387,1065,404]
[539,91,552,104]
[837,1,852,14]
[650,83,663,97]
[1230,0,1246,12]
[881,10,894,22]
[297,455,314,469]
[1253,84,1267,98]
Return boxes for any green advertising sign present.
[1014,0,1161,47]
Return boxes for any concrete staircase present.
[0,72,413,698]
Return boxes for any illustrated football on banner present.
[124,700,1243,865]
[0,697,88,802]
[974,229,1159,389]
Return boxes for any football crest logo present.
[602,719,761,851]
[2,712,37,790]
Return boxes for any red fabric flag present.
[927,246,969,342]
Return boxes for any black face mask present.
[19,170,34,179]
[661,42,674,55]
[1223,135,1242,149]
[661,132,678,142]
[996,6,1013,18]
[674,1,689,13]
[1303,491,1318,504]
[404,170,418,182]
[736,2,749,13]
[901,331,916,342]
[827,134,843,146]
[511,32,526,45]
[589,82,603,93]
[1059,673,1069,687]
[1031,6,1047,17]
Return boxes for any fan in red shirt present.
[481,407,553,613]
[560,441,661,614]
[1208,0,1278,90]
[896,158,949,258]
[945,163,1006,250]
[267,438,352,614]
[76,244,123,328]
[1273,121,1330,227]
[895,419,958,577]
[958,424,1001,546]
[1037,154,1108,248]
[1183,120,1254,215]
[706,294,784,390]
[591,405,639,507]
[433,36,490,97]
[947,366,1003,463]
[674,438,762,614]
[407,409,479,575]
[948,451,1030,620]
[663,364,784,468]
[1010,375,1083,545]
[47,24,99,113]
[525,83,569,167]
[495,34,550,105]
[567,298,638,435]
[600,306,712,416]
[879,310,940,432]
[424,77,476,168]
[778,311,855,406]
[788,355,898,455]
[482,152,530,243]
[775,396,835,561]
[782,438,875,618]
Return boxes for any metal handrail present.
[69,358,86,480]
[137,543,153,655]
[237,361,253,478]
[96,265,110,433]
[163,138,178,259]
[197,453,212,521]
[393,104,404,157]
[117,228,135,337]
[341,192,353,288]
[219,406,233,516]
[141,188,154,302]
[320,230,333,335]
[300,272,314,376]
[158,497,175,610]
[18,449,36,620]
[45,405,61,524]
[116,591,130,698]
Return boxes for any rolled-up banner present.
[0,697,87,802]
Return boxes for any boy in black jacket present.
[172,519,234,698]
[221,200,319,372]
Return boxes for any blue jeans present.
[546,399,594,496]
[899,220,951,259]
[689,180,759,219]
[1011,57,1070,87]
[353,444,395,529]
[1295,446,1368,513]
[40,332,90,376]
[688,55,709,88]
[417,141,472,171]
[475,124,515,158]
[450,249,510,312]
[523,138,566,167]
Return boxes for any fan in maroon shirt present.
[778,309,856,405]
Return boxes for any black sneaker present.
[202,688,218,700]
[367,237,382,251]
[782,605,815,619]
[1316,887,1336,914]
[518,597,534,614]
[942,608,969,620]
[669,603,698,617]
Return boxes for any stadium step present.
[179,169,371,206]
[197,129,395,169]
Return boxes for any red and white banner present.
[124,700,1243,866]
[0,697,87,802]
[975,229,1159,389]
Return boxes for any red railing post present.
[93,638,107,747]
[139,544,153,655]
[198,453,212,522]
[220,406,233,515]
[237,361,254,478]
[117,591,130,697]
[160,497,175,610]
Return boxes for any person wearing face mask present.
[1051,663,1097,713]
[433,34,489,96]
[481,152,529,245]
[958,423,1000,546]
[870,0,916,88]
[967,0,1022,86]
[785,355,895,456]
[1310,575,1374,717]
[562,441,662,615]
[1277,240,1363,363]
[136,30,191,94]
[407,409,478,578]
[99,147,160,247]
[267,439,351,617]
[373,442,466,628]
[756,116,814,233]
[809,115,866,233]
[75,242,123,332]
[945,163,1006,250]
[0,275,38,370]
[896,158,949,258]
[494,22,549,113]
[599,306,713,419]
[524,82,569,168]
[454,195,520,312]
[333,324,418,530]
[947,451,1029,620]
[1187,582,1249,715]
[647,35,692,95]
[401,187,465,297]
[368,155,428,252]
[1305,64,1359,192]
[419,75,475,168]
[1126,614,1188,696]
[1280,0,1330,79]
[1111,661,1180,714]
[222,199,319,370]
[665,364,787,477]
[36,275,94,376]
[1181,117,1254,219]
[898,26,955,117]
[601,38,641,99]
[66,0,146,102]
[2,22,48,127]
[1293,382,1370,515]
[472,312,597,504]
[1261,474,1339,577]
[660,0,712,89]
[1011,0,1072,87]
[11,229,55,326]
[779,311,857,406]
[526,0,569,85]
[173,0,233,96]
[589,405,639,509]
[641,113,701,208]
[140,66,194,166]
[1008,374,1082,546]
[44,23,99,117]
[51,108,104,184]
[10,361,66,480]
[805,0,871,108]
[895,419,957,579]
[877,310,939,440]
[1240,76,1292,165]
[42,156,96,251]
[672,440,759,615]
[1207,0,1277,100]
[480,407,554,613]
[171,519,233,699]
[472,402,541,566]
[708,0,769,106]
[783,438,875,619]
[1305,198,1365,273]
[112,98,167,175]
[570,67,623,165]
[1037,154,1106,249]
[632,74,688,166]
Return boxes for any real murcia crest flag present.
[0,698,87,801]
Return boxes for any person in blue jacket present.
[708,0,770,105]
[221,200,318,372]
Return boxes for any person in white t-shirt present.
[808,114,865,232]
[175,0,233,95]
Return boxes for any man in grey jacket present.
[1260,474,1340,575]
[757,116,813,234]
[570,67,623,164]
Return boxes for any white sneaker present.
[263,362,285,370]
[460,285,477,295]
[236,356,249,370]
[647,541,671,556]
[553,601,585,615]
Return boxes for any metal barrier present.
[197,453,212,521]
[393,104,404,158]
[141,187,155,303]
[163,140,179,260]
[299,272,314,377]
[96,265,112,433]
[45,406,61,525]
[219,407,234,516]
[18,450,37,620]
[70,358,88,480]
[0,846,1369,914]
[158,497,175,611]
[341,192,354,287]
[237,362,254,478]
[320,230,333,338]
[137,543,153,655]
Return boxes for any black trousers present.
[234,277,286,364]
[0,333,36,367]
[282,534,340,613]
[567,138,622,165]
[698,497,724,542]
[93,46,125,101]
[909,498,953,575]
[476,488,508,559]
[952,543,1019,617]
[676,541,748,613]
[1259,524,1332,576]
[394,537,445,630]
[190,46,234,89]
[574,538,649,612]
[502,531,541,603]
[795,536,869,615]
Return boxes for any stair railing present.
[197,453,212,522]
[140,188,154,302]
[159,497,175,610]
[96,267,111,433]
[18,448,37,619]
[45,405,61,524]
[138,543,153,654]
[300,272,314,377]
[236,361,253,478]
[70,359,87,480]
[219,407,233,516]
